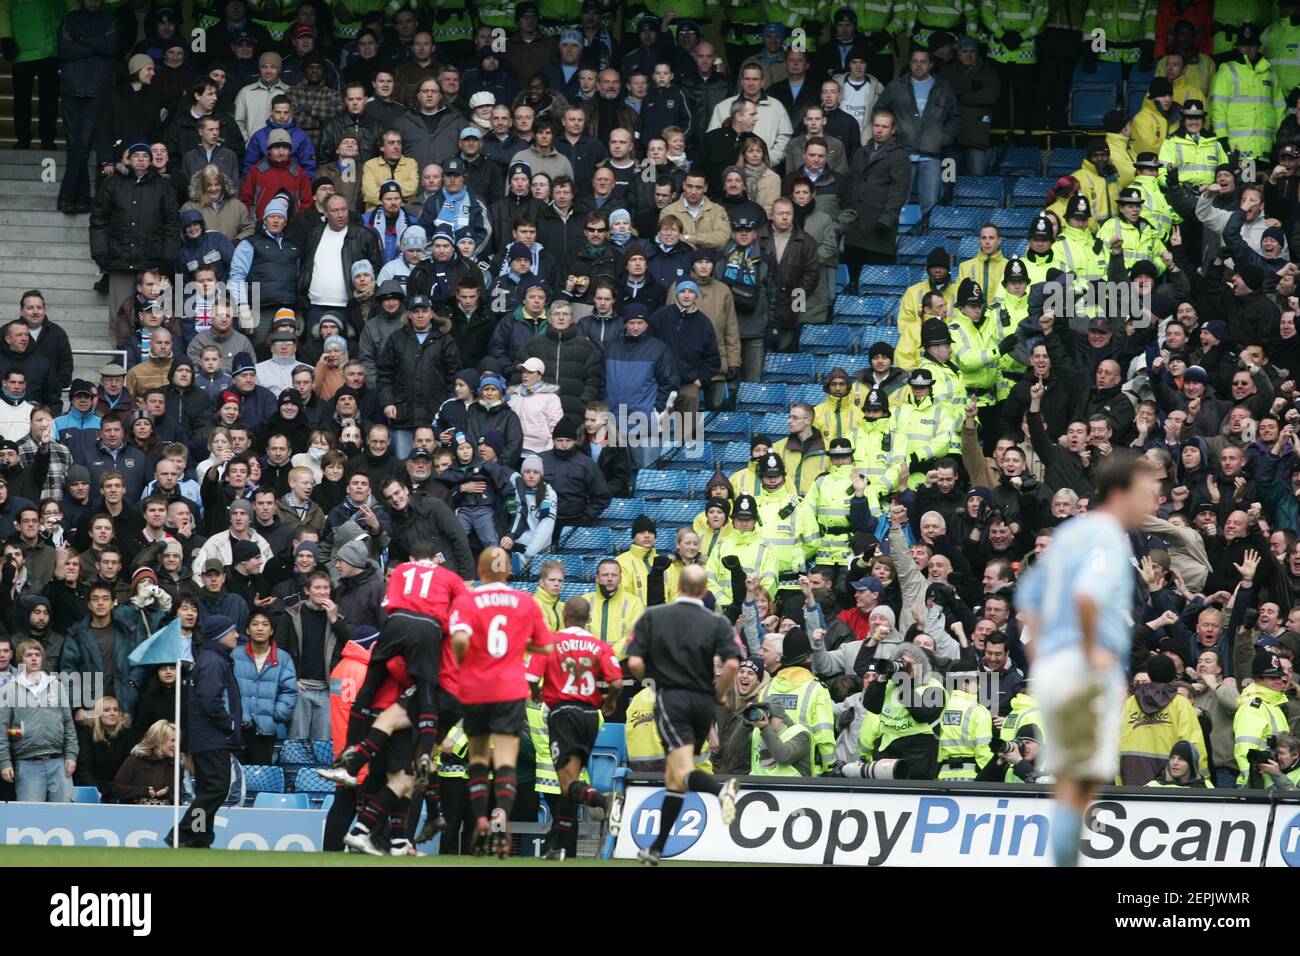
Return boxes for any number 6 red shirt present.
[450,582,553,705]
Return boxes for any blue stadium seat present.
[254,792,312,809]
[1010,176,1056,207]
[897,235,954,266]
[956,235,980,261]
[1069,86,1118,129]
[1072,59,1123,88]
[1126,60,1155,96]
[814,354,865,381]
[860,325,901,348]
[644,499,698,526]
[718,440,751,468]
[990,207,1040,233]
[73,785,101,804]
[762,352,816,382]
[834,294,880,318]
[588,722,627,795]
[276,739,321,769]
[736,381,791,411]
[897,203,923,234]
[633,469,692,498]
[660,441,712,470]
[1045,147,1087,176]
[702,411,752,440]
[929,207,985,236]
[293,768,334,793]
[243,765,285,795]
[311,740,333,765]
[559,581,593,601]
[1003,238,1028,258]
[529,553,585,581]
[835,263,850,291]
[1126,87,1148,118]
[993,145,1041,176]
[800,325,856,354]
[953,176,1006,207]
[560,526,614,554]
[754,412,791,437]
[599,499,643,524]
[858,265,921,291]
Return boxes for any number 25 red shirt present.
[450,583,553,705]
[526,626,623,708]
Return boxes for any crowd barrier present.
[611,776,1300,867]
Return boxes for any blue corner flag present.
[129,618,184,667]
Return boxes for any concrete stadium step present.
[0,255,99,277]
[6,283,103,305]
[0,209,89,227]
[0,193,78,212]
[0,224,89,245]
[0,159,66,181]
[0,178,58,194]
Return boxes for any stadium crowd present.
[0,0,1299,841]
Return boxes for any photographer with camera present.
[860,641,947,780]
[729,695,813,777]
[1254,732,1300,791]
[1234,650,1291,787]
[756,627,836,775]
[977,723,1042,783]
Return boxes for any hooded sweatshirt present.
[1118,681,1209,786]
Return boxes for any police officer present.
[990,259,1031,402]
[803,436,880,571]
[937,669,994,780]
[1054,193,1106,282]
[1158,98,1228,189]
[852,387,894,488]
[947,279,1013,437]
[862,641,947,780]
[1234,651,1291,788]
[705,493,778,612]
[1211,23,1286,161]
[1021,213,1062,286]
[1104,186,1169,276]
[1130,151,1177,242]
[915,317,968,453]
[885,366,958,490]
[752,451,818,617]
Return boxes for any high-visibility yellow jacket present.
[1021,246,1065,286]
[802,464,881,565]
[692,512,734,564]
[770,431,831,496]
[755,485,818,583]
[1130,172,1179,239]
[1082,0,1156,64]
[1116,690,1208,785]
[813,394,861,442]
[1211,0,1279,55]
[760,664,836,773]
[1233,682,1289,786]
[1158,130,1229,187]
[850,418,895,488]
[534,586,563,632]
[526,700,561,793]
[979,0,1047,64]
[1103,214,1169,274]
[878,675,947,750]
[1263,18,1300,96]
[910,355,968,450]
[883,393,957,488]
[957,250,1009,306]
[1210,54,1286,159]
[999,692,1043,743]
[937,688,994,779]
[1071,158,1121,229]
[581,587,644,657]
[626,684,712,770]
[896,278,959,369]
[1053,222,1107,281]
[616,543,656,605]
[947,308,1013,406]
[1131,98,1177,158]
[662,555,707,604]
[728,462,794,499]
[705,526,778,605]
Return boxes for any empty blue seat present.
[254,792,312,809]
[762,352,816,382]
[860,325,901,348]
[800,325,856,354]
[73,785,101,804]
[788,383,828,406]
[633,469,691,498]
[898,203,923,233]
[718,440,751,468]
[897,235,954,265]
[858,264,921,291]
[529,552,585,581]
[559,581,594,601]
[736,381,791,411]
[993,146,1041,176]
[956,236,980,261]
[276,739,320,768]
[311,740,333,765]
[835,294,879,318]
[814,354,864,381]
[1126,60,1154,93]
[929,207,985,236]
[293,768,334,793]
[1046,147,1087,176]
[990,207,1040,234]
[560,526,614,554]
[953,176,1006,207]
[589,722,627,795]
[243,765,285,794]
[600,498,643,523]
[703,411,752,440]
[1069,86,1118,129]
[1003,238,1028,258]
[1010,176,1055,207]
[1072,59,1122,87]
[644,499,698,526]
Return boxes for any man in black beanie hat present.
[897,246,956,369]
[1071,136,1121,230]
[616,514,658,604]
[540,416,611,545]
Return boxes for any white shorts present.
[1034,647,1127,783]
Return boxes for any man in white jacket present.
[706,63,794,166]
[235,52,291,142]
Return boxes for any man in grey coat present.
[843,110,913,282]
[875,47,960,219]
[0,640,77,801]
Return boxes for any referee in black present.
[626,564,743,865]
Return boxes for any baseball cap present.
[519,356,545,374]
[460,126,483,139]
[444,157,465,176]
[69,378,94,397]
[852,575,885,594]
[406,294,432,310]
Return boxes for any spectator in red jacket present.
[239,128,313,222]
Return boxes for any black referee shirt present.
[629,597,741,694]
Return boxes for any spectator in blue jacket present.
[242,95,317,177]
[639,62,692,145]
[174,614,241,849]
[231,609,298,765]
[648,278,720,417]
[60,582,146,718]
[176,209,236,282]
[603,305,679,468]
[644,215,694,288]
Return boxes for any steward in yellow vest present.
[1071,139,1121,229]
[745,700,813,776]
[813,367,862,441]
[583,562,645,658]
[693,498,734,564]
[758,627,836,773]
[896,247,959,369]
[956,228,1009,307]
[861,642,947,779]
[615,516,658,604]
[770,407,831,495]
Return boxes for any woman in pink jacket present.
[508,356,565,454]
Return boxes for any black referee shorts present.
[655,687,715,756]
[463,698,527,738]
[546,702,602,768]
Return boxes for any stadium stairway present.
[0,148,117,384]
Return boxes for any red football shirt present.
[383,560,470,694]
[450,583,553,705]
[526,627,623,708]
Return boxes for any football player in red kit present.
[449,547,554,857]
[526,595,624,861]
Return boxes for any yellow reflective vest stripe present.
[749,720,811,775]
